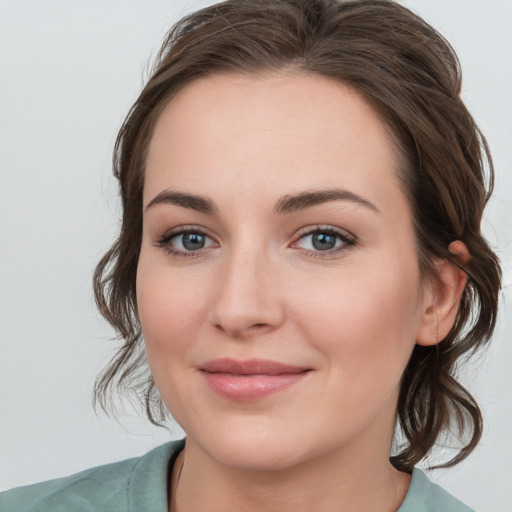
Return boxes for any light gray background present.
[1,1,510,510]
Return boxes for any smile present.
[199,358,312,401]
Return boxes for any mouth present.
[198,358,312,401]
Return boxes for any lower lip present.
[201,371,309,401]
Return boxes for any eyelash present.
[156,226,217,259]
[293,225,356,259]
[156,224,356,259]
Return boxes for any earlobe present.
[416,241,470,346]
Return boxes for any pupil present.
[312,233,336,251]
[183,233,205,250]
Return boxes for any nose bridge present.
[209,233,284,338]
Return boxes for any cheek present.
[136,252,206,367]
[136,255,213,424]
[291,257,423,383]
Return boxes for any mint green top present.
[0,439,474,511]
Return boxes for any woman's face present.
[137,73,433,471]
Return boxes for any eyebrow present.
[145,188,379,215]
[274,188,380,214]
[146,190,217,214]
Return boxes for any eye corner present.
[155,225,219,259]
[290,225,357,259]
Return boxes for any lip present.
[199,358,312,401]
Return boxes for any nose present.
[208,244,285,340]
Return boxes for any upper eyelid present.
[158,224,355,250]
[295,224,353,236]
[159,224,353,237]
[292,225,356,244]
[159,225,216,240]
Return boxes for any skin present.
[136,73,468,512]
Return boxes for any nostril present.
[249,323,271,331]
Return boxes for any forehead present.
[144,72,403,213]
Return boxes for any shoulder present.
[0,439,185,512]
[399,468,475,512]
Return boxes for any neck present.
[170,436,410,512]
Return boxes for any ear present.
[416,241,470,346]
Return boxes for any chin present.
[207,438,305,472]
[187,416,340,474]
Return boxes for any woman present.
[0,0,502,510]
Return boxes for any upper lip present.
[199,358,311,375]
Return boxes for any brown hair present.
[93,0,501,471]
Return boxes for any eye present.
[157,227,217,257]
[292,226,355,257]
